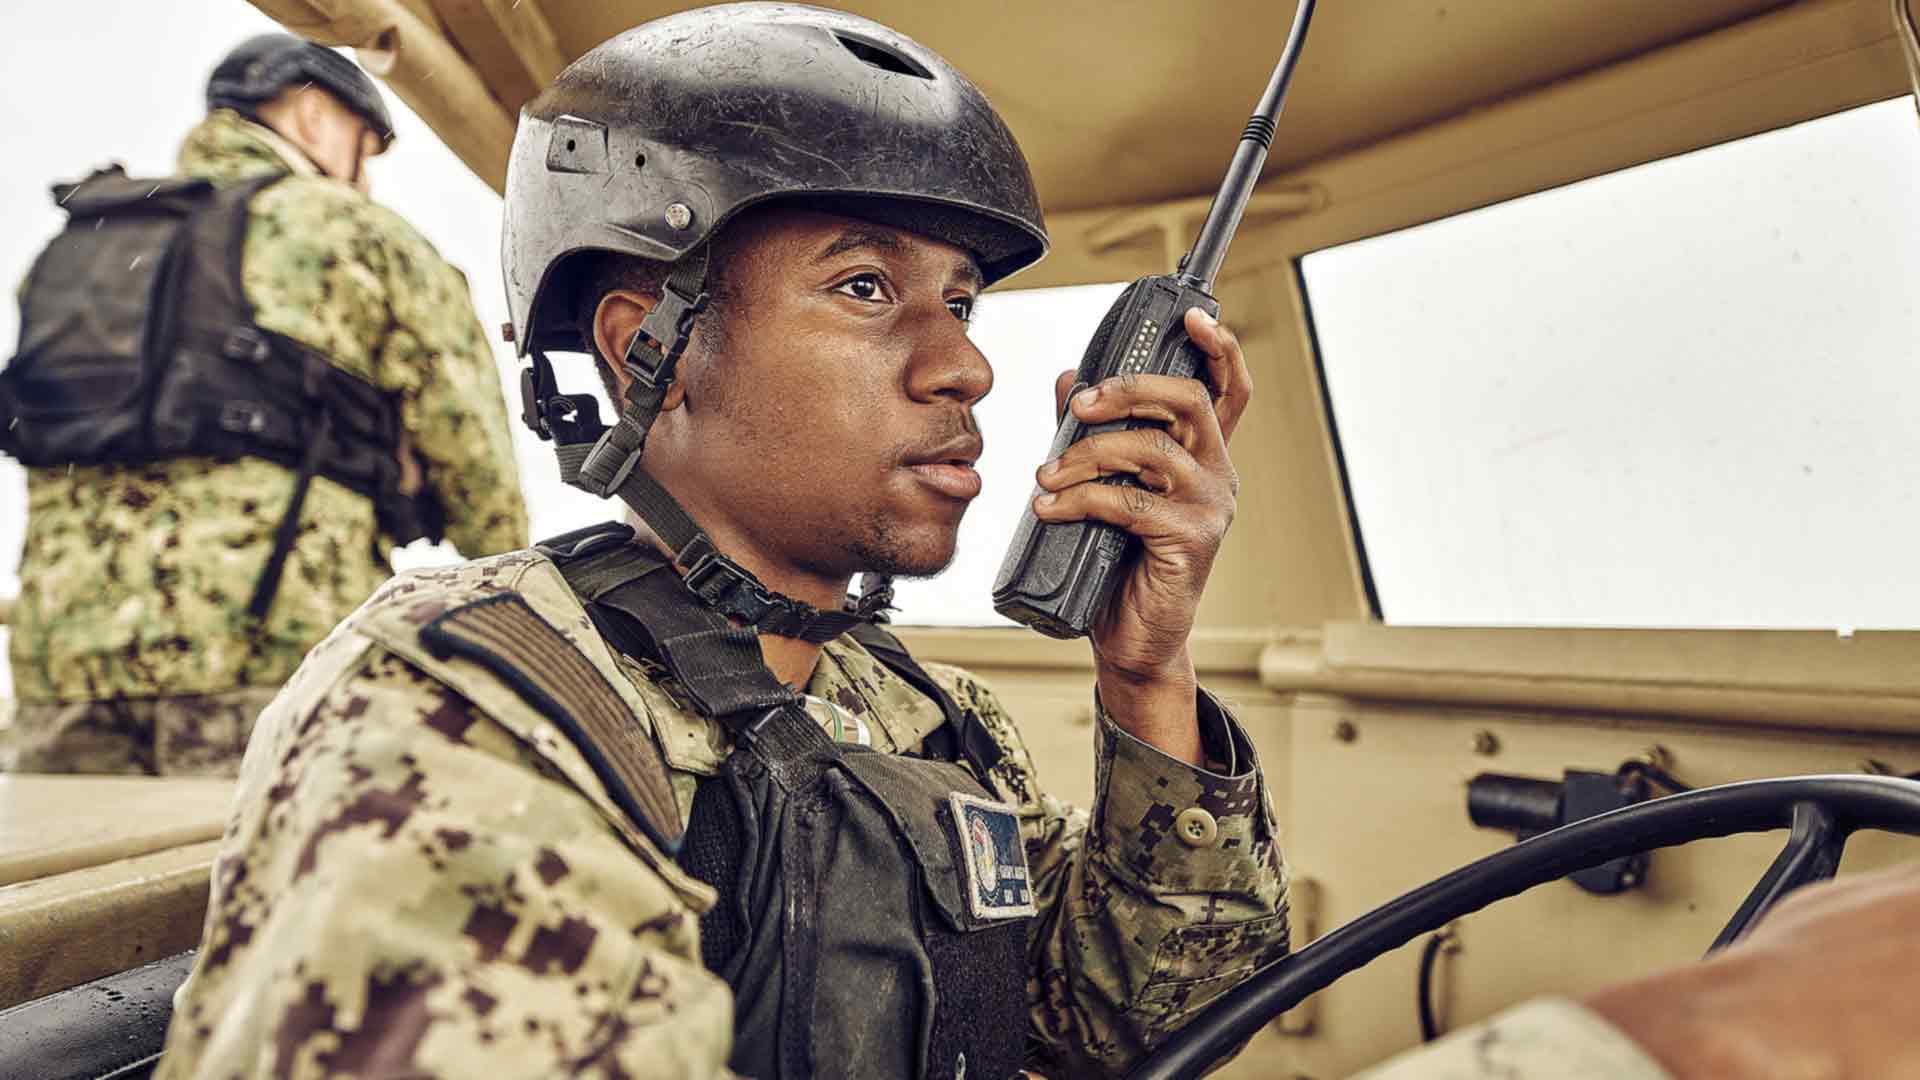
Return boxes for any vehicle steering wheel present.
[1128,774,1920,1080]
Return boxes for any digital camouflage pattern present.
[157,547,1291,1078]
[6,110,527,719]
[6,686,281,776]
[1352,998,1672,1079]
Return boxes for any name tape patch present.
[949,791,1037,919]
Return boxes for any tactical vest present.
[0,165,444,618]
[538,523,1033,1080]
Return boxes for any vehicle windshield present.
[1302,96,1920,630]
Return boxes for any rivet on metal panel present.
[1471,730,1500,756]
[1636,744,1674,772]
[1332,719,1357,743]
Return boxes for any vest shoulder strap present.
[540,522,1006,776]
[419,589,685,855]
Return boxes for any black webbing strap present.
[557,540,801,731]
[246,391,328,619]
[543,526,1002,780]
[575,251,711,499]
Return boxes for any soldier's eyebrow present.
[814,225,908,264]
[814,225,983,292]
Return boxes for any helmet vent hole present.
[565,138,577,152]
[634,152,647,169]
[835,32,932,79]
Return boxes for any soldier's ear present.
[593,289,687,412]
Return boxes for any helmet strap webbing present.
[532,249,895,644]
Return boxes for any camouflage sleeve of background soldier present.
[362,204,529,556]
[157,642,734,1080]
[927,667,1291,1077]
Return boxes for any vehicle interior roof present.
[259,0,1796,211]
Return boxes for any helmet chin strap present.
[520,249,895,644]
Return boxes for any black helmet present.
[206,33,396,149]
[502,2,1049,357]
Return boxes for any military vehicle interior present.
[9,0,1920,1076]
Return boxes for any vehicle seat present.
[0,951,192,1080]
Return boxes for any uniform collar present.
[176,109,324,185]
[807,636,949,754]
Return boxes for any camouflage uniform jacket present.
[8,110,528,705]
[157,547,1291,1078]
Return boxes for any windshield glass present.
[1302,97,1920,630]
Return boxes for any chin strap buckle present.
[621,280,710,400]
[678,543,777,624]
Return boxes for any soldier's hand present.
[1584,861,1920,1077]
[1032,307,1251,762]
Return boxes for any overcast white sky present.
[1305,95,1920,630]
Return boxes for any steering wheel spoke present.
[1709,799,1848,953]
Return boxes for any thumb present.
[1053,368,1077,421]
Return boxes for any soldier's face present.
[654,208,991,588]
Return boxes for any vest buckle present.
[222,327,271,363]
[218,401,268,435]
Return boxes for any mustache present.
[896,410,983,463]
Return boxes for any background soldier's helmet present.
[206,32,397,149]
[501,1,1051,357]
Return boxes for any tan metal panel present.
[1265,625,1920,735]
[0,775,231,887]
[0,839,219,1009]
[1278,696,1920,1078]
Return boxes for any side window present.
[1301,97,1920,629]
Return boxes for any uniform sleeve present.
[938,673,1291,1077]
[1351,998,1674,1080]
[157,647,732,1080]
[370,213,529,557]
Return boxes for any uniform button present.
[1175,807,1218,848]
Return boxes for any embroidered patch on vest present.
[949,791,1036,919]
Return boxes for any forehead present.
[729,206,982,285]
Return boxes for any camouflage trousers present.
[1,687,279,777]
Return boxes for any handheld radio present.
[991,0,1319,638]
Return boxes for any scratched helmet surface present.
[501,1,1050,356]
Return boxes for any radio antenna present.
[1178,0,1317,293]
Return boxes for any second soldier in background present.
[0,34,528,776]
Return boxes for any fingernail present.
[1075,387,1100,408]
[1035,492,1057,508]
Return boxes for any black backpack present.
[0,165,444,618]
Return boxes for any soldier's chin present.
[848,522,959,581]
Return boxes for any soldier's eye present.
[946,296,975,323]
[834,273,892,303]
